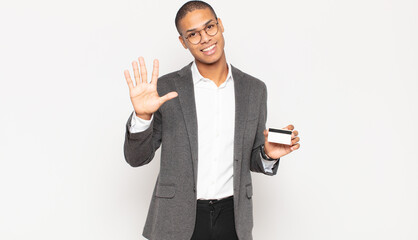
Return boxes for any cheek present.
[189,47,200,55]
[218,36,225,47]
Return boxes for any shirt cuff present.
[260,155,278,174]
[259,144,279,173]
[129,111,153,133]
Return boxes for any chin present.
[195,52,224,65]
[198,58,220,65]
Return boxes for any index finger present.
[284,124,295,131]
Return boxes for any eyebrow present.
[186,19,214,33]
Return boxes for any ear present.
[218,18,224,33]
[178,35,188,49]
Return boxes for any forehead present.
[178,8,217,32]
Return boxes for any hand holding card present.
[263,125,301,159]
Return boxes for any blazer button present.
[193,186,196,192]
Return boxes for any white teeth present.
[202,44,216,52]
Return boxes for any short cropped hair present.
[175,1,218,35]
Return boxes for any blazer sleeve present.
[123,109,162,167]
[249,82,280,176]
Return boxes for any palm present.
[265,142,292,158]
[130,82,161,115]
[124,57,178,118]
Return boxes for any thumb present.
[263,129,268,142]
[159,91,178,105]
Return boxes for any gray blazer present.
[124,62,280,240]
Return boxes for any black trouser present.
[190,196,239,240]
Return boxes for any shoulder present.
[231,64,267,92]
[155,62,192,92]
[157,69,181,85]
[159,62,192,82]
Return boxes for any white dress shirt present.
[129,61,277,200]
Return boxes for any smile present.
[202,44,216,52]
[201,43,217,56]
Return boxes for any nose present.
[199,29,211,44]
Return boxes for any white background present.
[1,0,417,239]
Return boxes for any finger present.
[159,91,178,105]
[291,137,300,145]
[290,143,300,151]
[132,61,140,85]
[284,124,295,131]
[151,59,159,86]
[124,70,134,90]
[292,130,299,137]
[139,57,147,83]
[291,130,299,139]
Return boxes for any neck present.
[195,53,228,87]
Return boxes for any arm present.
[124,111,162,167]
[122,57,177,167]
[249,83,280,176]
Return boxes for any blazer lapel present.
[231,65,251,161]
[174,62,199,187]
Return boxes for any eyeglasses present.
[184,21,219,45]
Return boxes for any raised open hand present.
[124,57,178,120]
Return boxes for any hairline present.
[185,19,217,33]
[175,2,218,36]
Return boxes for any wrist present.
[135,112,152,120]
[261,144,278,161]
[264,148,273,159]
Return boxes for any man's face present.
[178,8,225,65]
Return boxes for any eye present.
[188,32,197,38]
[207,24,215,29]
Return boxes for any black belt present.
[197,195,234,205]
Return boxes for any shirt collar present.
[191,61,233,86]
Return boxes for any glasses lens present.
[188,33,201,44]
[206,23,218,36]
